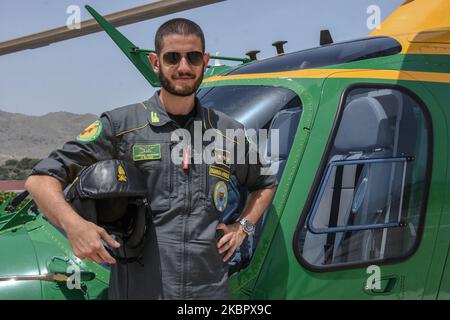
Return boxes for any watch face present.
[243,220,254,233]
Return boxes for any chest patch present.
[209,165,230,181]
[133,144,161,161]
[213,181,228,213]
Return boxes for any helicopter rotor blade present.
[0,0,224,56]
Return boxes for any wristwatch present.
[239,219,255,236]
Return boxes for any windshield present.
[229,37,401,75]
[198,85,301,129]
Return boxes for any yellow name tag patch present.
[209,165,230,181]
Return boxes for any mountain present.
[0,110,98,163]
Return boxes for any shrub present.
[0,191,16,206]
[4,159,18,167]
[17,158,40,170]
[0,191,29,212]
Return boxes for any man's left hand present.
[216,222,247,262]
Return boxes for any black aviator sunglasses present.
[162,51,204,66]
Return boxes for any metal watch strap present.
[239,218,255,236]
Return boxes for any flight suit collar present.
[143,91,206,130]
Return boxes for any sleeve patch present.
[76,120,103,142]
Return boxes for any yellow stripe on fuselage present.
[203,68,450,85]
[204,69,336,82]
[329,69,450,84]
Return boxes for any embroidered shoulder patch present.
[133,144,161,161]
[76,120,103,142]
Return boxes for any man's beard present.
[159,68,204,97]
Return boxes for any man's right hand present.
[65,218,120,265]
[25,175,121,265]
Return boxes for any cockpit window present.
[229,37,401,75]
[198,85,300,129]
[198,85,303,274]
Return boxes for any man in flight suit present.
[25,18,276,299]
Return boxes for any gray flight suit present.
[31,91,276,299]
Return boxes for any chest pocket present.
[131,141,172,212]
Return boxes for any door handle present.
[364,275,400,295]
[47,256,96,282]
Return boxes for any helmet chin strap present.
[104,243,144,265]
[104,198,150,264]
[125,198,149,248]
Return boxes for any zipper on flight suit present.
[176,113,200,298]
[183,118,194,216]
[167,120,188,298]
[182,163,191,299]
[180,118,194,299]
[169,141,177,195]
[184,118,195,299]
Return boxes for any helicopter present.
[0,0,449,299]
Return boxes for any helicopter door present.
[292,78,446,299]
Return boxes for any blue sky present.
[0,0,403,116]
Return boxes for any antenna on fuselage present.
[245,50,260,61]
[272,40,288,55]
[320,30,333,46]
